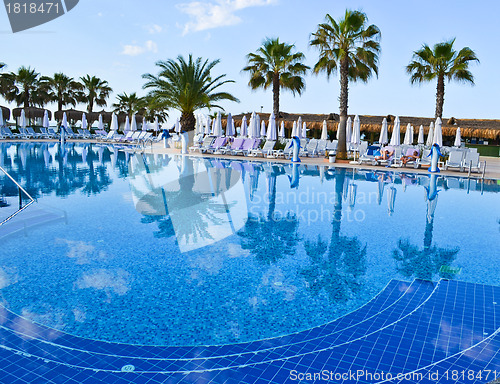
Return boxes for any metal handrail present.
[0,165,35,201]
[0,165,36,226]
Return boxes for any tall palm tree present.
[406,39,479,118]
[310,10,381,159]
[80,75,112,113]
[40,73,83,112]
[142,54,239,132]
[243,37,309,117]
[112,92,146,118]
[0,66,46,108]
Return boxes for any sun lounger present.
[298,139,317,157]
[100,131,115,141]
[26,127,42,139]
[220,137,245,154]
[315,139,328,157]
[138,132,153,143]
[419,149,431,167]
[462,151,485,176]
[39,127,55,139]
[66,127,79,139]
[444,150,465,172]
[373,146,401,166]
[94,130,107,140]
[77,129,91,139]
[2,127,21,138]
[272,139,292,158]
[19,127,34,139]
[46,128,60,139]
[249,140,276,157]
[326,140,338,154]
[232,138,260,156]
[400,147,421,168]
[126,132,142,142]
[191,135,215,153]
[359,144,380,164]
[0,127,12,139]
[205,137,228,153]
[230,138,252,155]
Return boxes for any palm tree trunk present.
[24,86,30,109]
[435,75,445,118]
[337,59,349,160]
[272,72,280,117]
[180,111,196,132]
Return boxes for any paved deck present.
[144,143,500,180]
[3,138,498,179]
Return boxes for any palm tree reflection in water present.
[238,164,299,265]
[300,168,367,302]
[134,156,239,249]
[393,174,459,280]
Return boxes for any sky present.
[0,0,499,124]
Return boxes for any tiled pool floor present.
[0,279,498,383]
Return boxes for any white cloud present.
[146,24,163,34]
[121,40,158,56]
[177,0,276,35]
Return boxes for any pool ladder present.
[0,165,36,226]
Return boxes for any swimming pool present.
[0,142,499,349]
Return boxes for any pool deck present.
[143,142,500,180]
[3,138,499,179]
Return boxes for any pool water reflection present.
[0,142,498,346]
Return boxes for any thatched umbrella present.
[13,107,51,119]
[54,109,85,121]
[88,110,112,124]
[0,106,10,121]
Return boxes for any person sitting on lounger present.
[374,146,394,161]
[401,150,420,165]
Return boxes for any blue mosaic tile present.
[0,279,498,383]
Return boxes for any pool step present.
[0,203,66,239]
[0,279,414,361]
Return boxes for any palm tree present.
[142,54,239,132]
[243,37,309,117]
[406,39,479,118]
[310,10,381,159]
[142,94,169,123]
[112,92,146,118]
[0,66,46,108]
[80,75,112,113]
[40,73,83,112]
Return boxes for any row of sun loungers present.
[189,135,485,175]
[353,141,485,175]
[0,127,160,145]
[189,135,336,158]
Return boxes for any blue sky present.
[1,0,499,123]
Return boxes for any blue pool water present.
[0,142,499,347]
